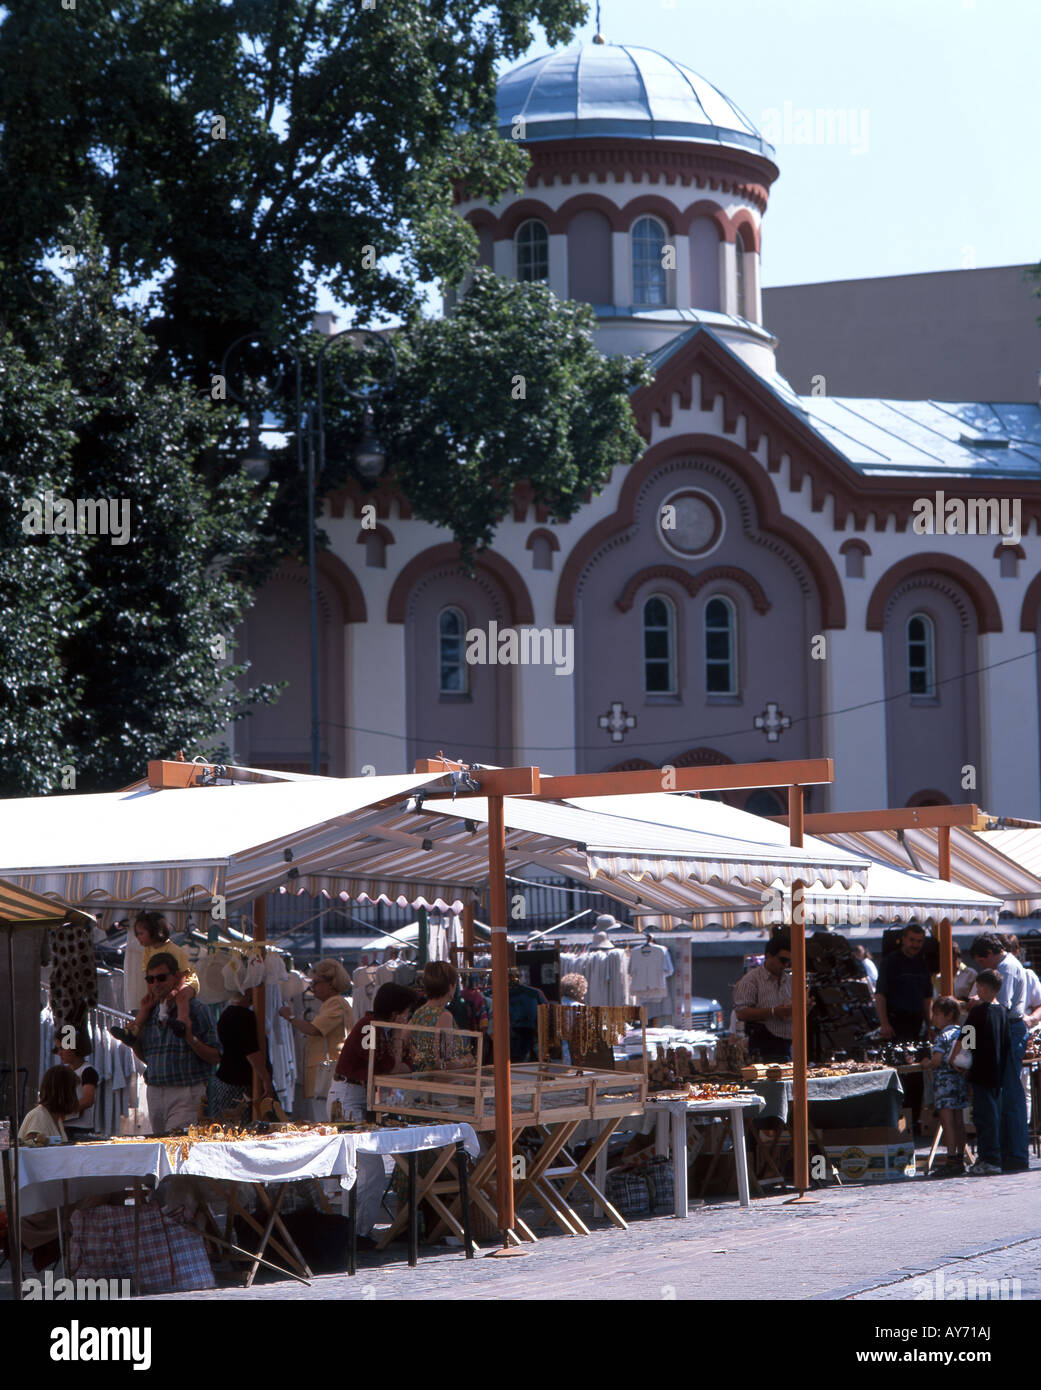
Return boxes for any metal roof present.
[643,325,1041,481]
[496,42,775,159]
[795,397,1041,481]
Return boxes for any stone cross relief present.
[754,701,791,743]
[599,701,636,743]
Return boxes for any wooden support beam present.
[252,894,267,1121]
[767,804,982,833]
[414,761,540,798]
[937,825,954,994]
[788,786,810,1199]
[525,758,834,800]
[487,796,515,1244]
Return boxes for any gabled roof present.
[633,326,1041,532]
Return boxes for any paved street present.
[121,1161,1040,1302]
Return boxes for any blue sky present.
[514,0,1040,287]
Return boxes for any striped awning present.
[0,878,95,932]
[821,827,1041,917]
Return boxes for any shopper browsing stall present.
[278,958,353,1120]
[214,986,275,1121]
[969,933,1029,1172]
[922,997,968,1175]
[329,982,417,1121]
[116,951,220,1133]
[954,969,1010,1176]
[110,910,200,1042]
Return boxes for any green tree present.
[377,269,652,564]
[0,214,278,795]
[0,0,586,382]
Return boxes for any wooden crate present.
[366,1022,646,1128]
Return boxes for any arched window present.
[642,595,676,694]
[632,217,668,306]
[906,613,936,696]
[439,607,468,694]
[515,220,549,282]
[705,596,737,694]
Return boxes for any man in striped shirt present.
[734,933,793,1062]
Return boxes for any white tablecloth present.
[15,1142,177,1219]
[16,1126,482,1216]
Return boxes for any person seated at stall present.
[110,910,200,1043]
[55,1029,99,1139]
[921,996,968,1175]
[12,1067,81,1272]
[116,951,220,1133]
[19,1065,79,1145]
[409,961,475,1069]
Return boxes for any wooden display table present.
[645,1095,765,1213]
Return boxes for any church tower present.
[450,37,781,378]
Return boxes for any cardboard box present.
[817,1115,908,1145]
[822,1141,917,1182]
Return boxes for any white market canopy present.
[0,774,473,913]
[0,771,1001,929]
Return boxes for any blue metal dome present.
[497,43,774,160]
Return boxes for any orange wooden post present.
[937,825,954,995]
[252,895,267,1119]
[789,783,810,1197]
[463,900,476,965]
[487,795,515,1242]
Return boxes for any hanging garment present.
[49,920,98,1037]
[628,943,672,1004]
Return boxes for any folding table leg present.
[455,1143,473,1259]
[407,1153,419,1269]
[730,1107,752,1207]
[348,1181,358,1276]
[673,1110,689,1217]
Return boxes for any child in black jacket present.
[953,970,1010,1174]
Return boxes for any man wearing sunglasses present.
[119,951,220,1133]
[733,932,795,1063]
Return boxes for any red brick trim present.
[731,212,760,254]
[994,542,1025,559]
[492,199,566,238]
[387,544,535,625]
[839,538,872,556]
[502,140,779,212]
[355,522,395,546]
[327,477,412,521]
[677,200,731,240]
[556,192,628,232]
[555,432,846,628]
[525,527,561,552]
[614,563,770,614]
[865,555,1002,634]
[906,788,953,807]
[1020,570,1041,632]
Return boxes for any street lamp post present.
[221,328,397,776]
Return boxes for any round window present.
[657,489,724,559]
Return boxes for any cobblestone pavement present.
[120,1161,1040,1303]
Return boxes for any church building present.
[234,37,1041,819]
